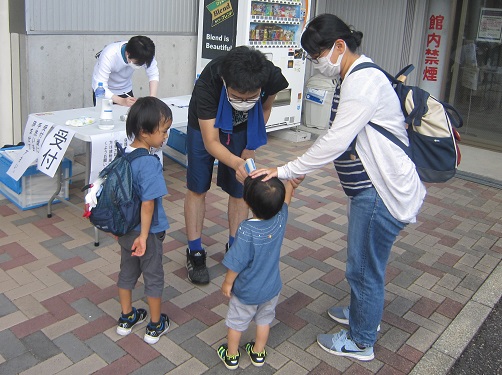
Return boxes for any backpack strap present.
[368,121,411,159]
[351,63,427,127]
[350,62,401,85]
[441,101,464,129]
[116,141,156,162]
[395,64,415,82]
[348,64,413,158]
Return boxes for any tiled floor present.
[0,136,501,375]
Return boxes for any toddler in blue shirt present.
[115,97,172,345]
[218,174,301,369]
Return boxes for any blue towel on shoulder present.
[214,86,267,150]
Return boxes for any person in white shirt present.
[92,35,159,107]
[252,13,426,362]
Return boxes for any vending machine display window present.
[249,1,302,48]
[196,0,310,132]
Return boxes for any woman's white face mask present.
[315,41,346,78]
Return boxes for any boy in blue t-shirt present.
[115,97,172,345]
[217,175,301,369]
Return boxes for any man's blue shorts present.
[186,126,247,198]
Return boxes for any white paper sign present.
[6,115,55,181]
[5,147,39,181]
[461,66,479,90]
[37,126,76,178]
[24,115,54,153]
[89,131,129,182]
[88,132,164,183]
[477,8,502,43]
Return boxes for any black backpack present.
[87,142,156,236]
[350,63,463,183]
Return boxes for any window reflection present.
[446,1,502,151]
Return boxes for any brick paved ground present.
[0,136,501,374]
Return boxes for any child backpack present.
[350,63,463,183]
[86,142,155,236]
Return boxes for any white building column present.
[418,0,454,98]
[0,0,14,146]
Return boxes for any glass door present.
[446,0,502,151]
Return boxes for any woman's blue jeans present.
[346,187,406,347]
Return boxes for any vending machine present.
[196,0,311,131]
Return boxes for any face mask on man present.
[229,100,257,112]
[128,62,143,70]
[224,81,259,112]
[315,41,346,78]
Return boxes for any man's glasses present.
[227,95,261,103]
[223,80,262,103]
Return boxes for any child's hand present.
[221,280,233,298]
[131,236,147,257]
[290,175,305,189]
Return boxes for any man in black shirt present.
[184,46,289,285]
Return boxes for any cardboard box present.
[0,148,72,210]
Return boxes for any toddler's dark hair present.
[243,175,285,220]
[126,97,172,139]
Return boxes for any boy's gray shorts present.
[117,230,165,298]
[225,294,280,332]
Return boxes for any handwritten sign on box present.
[7,115,54,181]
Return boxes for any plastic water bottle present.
[94,82,105,114]
[99,99,114,130]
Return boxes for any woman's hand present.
[250,167,278,182]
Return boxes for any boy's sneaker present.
[144,313,170,344]
[317,329,374,361]
[217,343,240,370]
[244,341,267,367]
[225,243,230,253]
[328,306,380,332]
[116,307,147,336]
[186,248,210,285]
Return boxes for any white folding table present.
[24,96,190,245]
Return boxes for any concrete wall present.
[14,33,197,140]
